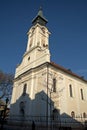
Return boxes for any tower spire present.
[37,6,43,17]
[32,7,48,26]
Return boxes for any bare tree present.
[0,71,14,100]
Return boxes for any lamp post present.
[50,90,53,130]
[1,97,9,130]
[46,63,49,130]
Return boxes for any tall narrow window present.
[22,84,27,96]
[69,84,73,97]
[53,78,56,92]
[71,111,75,118]
[80,89,84,100]
[83,112,86,118]
[20,101,25,116]
[52,109,59,120]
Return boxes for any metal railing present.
[0,114,87,129]
[6,115,87,129]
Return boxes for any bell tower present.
[15,7,50,78]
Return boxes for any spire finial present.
[32,7,48,26]
[37,6,43,17]
[40,6,42,10]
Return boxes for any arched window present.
[69,84,73,97]
[80,89,84,100]
[22,84,27,96]
[71,111,75,118]
[52,109,59,120]
[20,101,25,116]
[53,78,56,92]
[83,112,86,118]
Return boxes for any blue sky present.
[0,0,87,79]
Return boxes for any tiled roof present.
[50,62,87,82]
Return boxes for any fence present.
[1,116,87,130]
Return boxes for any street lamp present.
[6,98,9,105]
[1,97,9,130]
[46,63,49,130]
[3,98,9,120]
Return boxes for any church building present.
[9,8,87,130]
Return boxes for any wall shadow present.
[9,90,54,124]
[8,90,86,130]
[52,112,84,130]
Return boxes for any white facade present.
[10,8,87,129]
[15,23,50,78]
